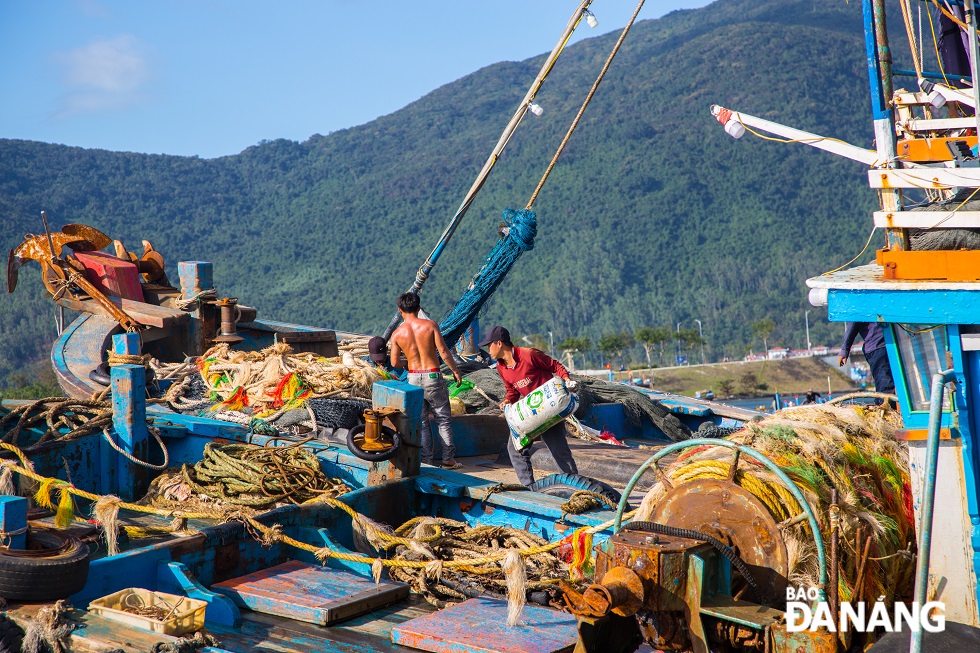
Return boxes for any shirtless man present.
[389,292,463,469]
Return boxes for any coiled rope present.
[179,440,350,508]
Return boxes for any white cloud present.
[55,35,150,116]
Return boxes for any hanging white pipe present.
[709,105,882,166]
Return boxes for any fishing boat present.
[702,0,980,650]
[0,3,756,653]
[5,0,972,652]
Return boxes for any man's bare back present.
[390,315,462,383]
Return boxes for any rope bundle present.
[383,517,569,611]
[636,402,913,607]
[197,342,383,414]
[178,441,350,509]
[0,398,113,451]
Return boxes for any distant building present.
[812,345,830,356]
[768,347,789,360]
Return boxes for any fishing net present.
[156,342,382,432]
[438,208,537,347]
[909,191,980,250]
[636,402,914,608]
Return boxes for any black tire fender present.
[346,423,402,462]
[0,528,91,602]
[527,473,631,511]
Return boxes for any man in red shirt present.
[479,325,579,486]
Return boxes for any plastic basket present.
[88,588,206,636]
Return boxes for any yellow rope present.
[0,441,632,571]
[931,0,968,30]
[667,460,801,523]
[900,0,924,78]
[821,226,878,276]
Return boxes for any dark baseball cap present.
[478,325,512,347]
[368,336,388,364]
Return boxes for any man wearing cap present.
[389,293,464,469]
[367,336,406,381]
[480,325,579,486]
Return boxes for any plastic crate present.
[88,588,206,636]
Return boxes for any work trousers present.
[408,371,455,464]
[865,346,896,395]
[507,420,578,487]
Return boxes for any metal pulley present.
[213,297,244,345]
[346,408,402,462]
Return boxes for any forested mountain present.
[0,0,901,385]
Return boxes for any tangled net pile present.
[636,402,914,607]
[157,341,383,432]
[370,516,569,609]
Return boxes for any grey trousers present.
[408,371,455,464]
[507,420,578,486]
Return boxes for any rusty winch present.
[563,475,836,653]
[346,407,403,462]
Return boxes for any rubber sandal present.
[441,460,463,470]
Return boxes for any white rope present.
[101,426,170,470]
[174,288,217,310]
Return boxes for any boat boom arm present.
[710,104,882,167]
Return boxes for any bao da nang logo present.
[785,586,945,633]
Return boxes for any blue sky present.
[0,1,710,159]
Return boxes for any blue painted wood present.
[828,288,980,325]
[50,313,116,400]
[74,541,174,604]
[390,596,578,653]
[211,560,408,626]
[157,561,241,627]
[434,414,508,458]
[110,362,149,501]
[178,261,213,357]
[316,528,374,574]
[113,332,142,355]
[178,261,214,296]
[0,496,27,549]
[370,381,423,483]
[373,381,423,425]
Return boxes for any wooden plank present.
[868,167,980,190]
[57,296,190,328]
[904,117,978,131]
[873,210,980,229]
[208,610,420,653]
[211,560,408,626]
[390,596,578,653]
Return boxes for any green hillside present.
[0,0,908,387]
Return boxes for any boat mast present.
[865,0,908,251]
[381,1,596,341]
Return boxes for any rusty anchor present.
[8,214,141,332]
